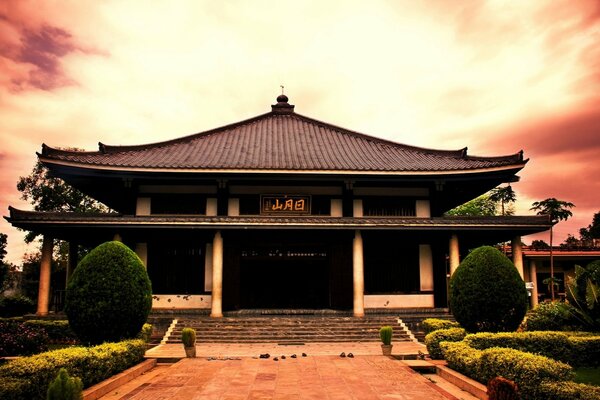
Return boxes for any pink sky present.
[1,1,599,263]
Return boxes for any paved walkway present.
[145,341,427,359]
[106,356,454,400]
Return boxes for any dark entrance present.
[240,246,329,309]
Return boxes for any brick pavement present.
[113,356,454,400]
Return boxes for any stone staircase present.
[164,315,412,344]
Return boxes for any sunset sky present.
[1,0,599,263]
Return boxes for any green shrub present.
[520,300,580,331]
[24,321,78,344]
[424,327,466,359]
[137,323,153,343]
[487,376,519,400]
[0,295,35,317]
[379,326,393,345]
[441,341,573,400]
[461,331,600,367]
[566,261,600,331]
[0,378,29,400]
[421,318,460,334]
[570,336,600,367]
[0,320,49,356]
[46,368,82,400]
[449,246,528,333]
[538,381,600,400]
[464,331,572,364]
[65,241,152,344]
[181,327,196,347]
[0,339,146,400]
[439,341,481,377]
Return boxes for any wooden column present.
[113,233,122,242]
[353,230,365,317]
[211,231,223,318]
[512,236,524,279]
[37,236,53,316]
[449,234,460,276]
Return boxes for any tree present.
[65,241,152,344]
[565,261,600,331]
[530,239,550,250]
[530,198,575,300]
[17,160,107,243]
[579,211,600,247]
[446,194,498,216]
[0,233,8,292]
[449,246,528,333]
[561,234,581,249]
[489,185,516,216]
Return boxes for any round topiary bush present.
[65,241,152,344]
[449,246,528,333]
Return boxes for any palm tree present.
[530,198,575,300]
[490,185,516,216]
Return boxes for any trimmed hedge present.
[424,327,466,359]
[0,339,146,400]
[0,295,35,317]
[0,320,48,356]
[421,318,460,334]
[23,320,78,344]
[440,341,573,400]
[538,381,600,400]
[462,331,600,367]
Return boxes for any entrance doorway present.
[240,249,330,309]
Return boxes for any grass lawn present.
[573,367,600,387]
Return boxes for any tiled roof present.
[5,208,551,231]
[39,97,526,173]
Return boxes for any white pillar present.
[449,234,460,276]
[530,260,539,307]
[512,236,524,279]
[419,244,434,291]
[37,236,53,316]
[353,230,365,317]
[211,231,223,318]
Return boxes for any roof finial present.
[280,84,285,95]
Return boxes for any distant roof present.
[39,96,527,174]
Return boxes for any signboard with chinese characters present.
[260,195,311,215]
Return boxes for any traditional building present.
[6,95,551,317]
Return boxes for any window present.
[363,198,416,217]
[151,194,206,214]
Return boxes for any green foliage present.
[379,326,393,345]
[530,239,550,250]
[421,318,460,334]
[0,295,35,317]
[441,341,573,400]
[65,241,152,345]
[566,261,600,331]
[181,328,196,347]
[489,185,516,216]
[462,331,600,368]
[531,198,575,224]
[445,194,498,216]
[520,301,580,331]
[0,377,30,400]
[24,321,78,344]
[449,246,528,332]
[0,320,49,356]
[0,339,146,400]
[424,327,466,359]
[17,161,108,243]
[487,376,519,400]
[538,381,600,400]
[137,323,153,343]
[46,368,82,400]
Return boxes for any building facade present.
[6,95,551,316]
